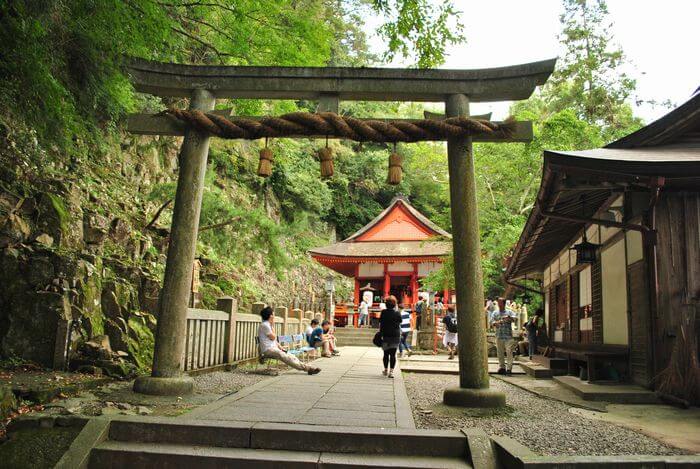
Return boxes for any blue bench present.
[296,333,317,358]
[280,334,317,360]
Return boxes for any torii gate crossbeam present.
[127,58,556,408]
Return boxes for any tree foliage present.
[368,0,465,68]
[421,0,646,300]
[545,0,642,136]
[0,0,652,306]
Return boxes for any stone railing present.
[182,298,326,373]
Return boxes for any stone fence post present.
[218,296,238,364]
[276,306,288,335]
[251,302,265,316]
[292,308,303,321]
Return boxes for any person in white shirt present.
[258,307,320,375]
[358,299,369,327]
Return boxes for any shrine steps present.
[63,418,477,468]
[334,327,377,346]
[518,355,568,379]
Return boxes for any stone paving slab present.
[190,347,414,429]
[400,362,525,375]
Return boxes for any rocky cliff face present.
[0,119,338,371]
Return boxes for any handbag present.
[372,331,383,347]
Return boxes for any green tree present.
[368,0,465,68]
[545,0,642,136]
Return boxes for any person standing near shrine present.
[490,298,516,375]
[399,304,413,358]
[379,295,402,378]
[434,296,444,313]
[524,309,543,360]
[442,306,458,360]
[358,297,369,327]
[414,294,426,330]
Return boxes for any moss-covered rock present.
[126,314,155,372]
[0,384,18,419]
[1,291,71,366]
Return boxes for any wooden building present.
[506,93,700,387]
[310,196,452,321]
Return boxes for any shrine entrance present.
[310,195,452,327]
[125,57,556,407]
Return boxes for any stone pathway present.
[400,355,525,375]
[188,347,415,429]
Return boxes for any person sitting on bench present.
[308,320,337,357]
[258,306,321,375]
[321,320,339,356]
[306,319,319,346]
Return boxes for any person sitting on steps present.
[258,306,320,375]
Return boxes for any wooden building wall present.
[653,192,700,377]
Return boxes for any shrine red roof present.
[309,197,452,275]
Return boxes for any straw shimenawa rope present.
[161,109,515,142]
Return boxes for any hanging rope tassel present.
[257,139,273,177]
[318,139,334,178]
[386,144,403,185]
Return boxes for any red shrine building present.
[310,196,452,316]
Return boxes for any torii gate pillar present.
[443,94,505,407]
[134,89,215,395]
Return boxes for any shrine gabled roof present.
[309,196,451,273]
[344,196,451,242]
[309,240,451,259]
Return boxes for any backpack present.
[444,315,458,333]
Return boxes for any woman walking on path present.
[379,295,402,378]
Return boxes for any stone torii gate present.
[126,57,555,406]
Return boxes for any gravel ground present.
[193,366,277,395]
[404,373,689,456]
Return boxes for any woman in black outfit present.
[379,295,402,378]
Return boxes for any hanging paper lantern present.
[318,146,334,178]
[257,145,273,177]
[386,149,403,185]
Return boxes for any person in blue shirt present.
[489,297,516,375]
[306,319,320,345]
[307,319,338,358]
[307,319,325,353]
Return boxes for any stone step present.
[531,355,568,372]
[518,361,553,379]
[334,329,377,336]
[337,339,376,346]
[334,333,377,338]
[107,419,467,458]
[553,375,660,404]
[91,441,473,468]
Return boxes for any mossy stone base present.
[443,386,506,408]
[133,375,194,396]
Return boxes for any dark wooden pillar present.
[443,94,505,407]
[383,264,390,298]
[134,89,215,395]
